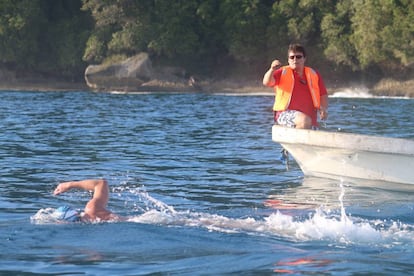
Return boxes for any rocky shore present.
[0,52,413,97]
[1,76,413,98]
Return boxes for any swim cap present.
[54,206,81,222]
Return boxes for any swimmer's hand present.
[53,182,72,195]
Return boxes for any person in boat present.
[53,178,123,222]
[263,43,329,129]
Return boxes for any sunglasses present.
[289,55,303,60]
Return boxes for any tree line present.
[0,0,413,82]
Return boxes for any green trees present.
[0,0,413,81]
[221,0,269,64]
[40,0,92,78]
[321,1,356,69]
[81,0,222,74]
[0,0,92,79]
[0,0,44,68]
[322,0,414,77]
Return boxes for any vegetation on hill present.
[0,0,413,94]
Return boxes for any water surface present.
[1,90,414,275]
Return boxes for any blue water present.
[1,90,414,275]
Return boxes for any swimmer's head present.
[54,206,81,222]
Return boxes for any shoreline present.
[0,78,413,98]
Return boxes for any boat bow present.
[272,125,414,185]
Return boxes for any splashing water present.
[123,185,413,248]
[31,207,82,224]
[31,183,414,248]
[113,185,176,215]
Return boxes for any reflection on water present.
[267,176,414,233]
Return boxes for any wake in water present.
[127,184,414,247]
[31,182,414,248]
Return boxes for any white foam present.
[128,206,414,247]
[30,207,63,224]
[331,88,374,98]
[331,87,410,99]
[125,184,414,248]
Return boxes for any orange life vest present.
[273,66,321,111]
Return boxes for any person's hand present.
[270,60,282,71]
[53,182,71,195]
[319,109,328,120]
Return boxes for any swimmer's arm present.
[53,179,108,197]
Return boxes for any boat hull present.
[272,125,414,185]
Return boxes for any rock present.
[85,52,153,90]
[84,52,196,92]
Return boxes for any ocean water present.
[1,90,414,275]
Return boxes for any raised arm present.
[54,179,113,221]
[54,179,108,197]
[263,59,281,87]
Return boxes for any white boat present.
[272,125,414,185]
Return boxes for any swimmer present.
[53,179,123,223]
